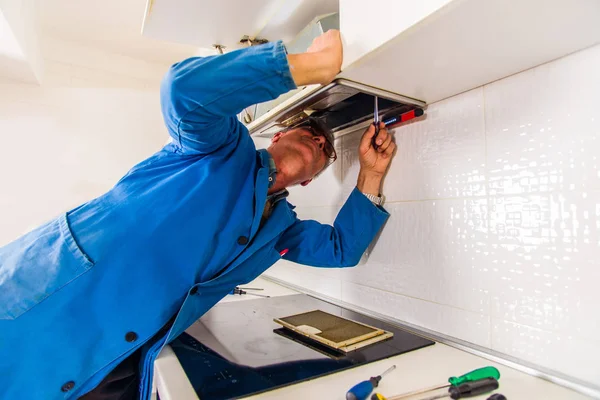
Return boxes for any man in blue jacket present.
[0,30,395,399]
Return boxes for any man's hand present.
[306,30,343,84]
[356,122,396,195]
[287,29,343,86]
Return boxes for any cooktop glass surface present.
[172,294,434,400]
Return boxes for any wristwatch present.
[362,192,385,206]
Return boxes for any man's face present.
[270,127,331,186]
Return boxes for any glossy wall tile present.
[341,88,486,203]
[489,192,600,340]
[265,260,342,299]
[262,44,600,387]
[341,199,490,314]
[492,319,600,385]
[485,44,600,196]
[342,282,491,347]
[383,88,486,201]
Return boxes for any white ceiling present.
[38,0,201,65]
[142,0,339,52]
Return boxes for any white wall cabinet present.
[340,0,452,70]
[142,0,600,104]
[339,0,600,103]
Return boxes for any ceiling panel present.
[142,0,338,51]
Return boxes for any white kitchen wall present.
[261,43,600,388]
[0,37,169,246]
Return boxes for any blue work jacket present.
[0,41,389,399]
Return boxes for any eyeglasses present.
[299,125,337,165]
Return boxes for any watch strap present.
[362,192,384,206]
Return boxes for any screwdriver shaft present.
[379,365,396,379]
[385,383,448,400]
[246,292,270,298]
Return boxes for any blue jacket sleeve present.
[160,40,297,154]
[277,188,390,268]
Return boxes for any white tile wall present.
[489,192,600,340]
[383,88,487,201]
[341,199,489,315]
[485,45,600,196]
[0,40,170,245]
[342,282,491,347]
[491,319,600,385]
[262,43,600,387]
[266,260,343,300]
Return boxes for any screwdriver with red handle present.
[372,97,424,150]
[383,108,424,128]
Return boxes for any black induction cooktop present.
[171,294,434,399]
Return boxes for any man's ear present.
[272,131,284,143]
[300,179,312,187]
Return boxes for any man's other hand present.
[287,29,343,87]
[306,29,343,85]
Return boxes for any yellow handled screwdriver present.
[371,367,500,400]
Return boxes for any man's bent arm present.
[161,41,296,153]
[276,188,389,268]
[161,30,342,154]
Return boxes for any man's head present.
[267,118,336,191]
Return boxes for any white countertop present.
[154,277,592,400]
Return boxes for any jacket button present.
[190,286,199,295]
[125,332,138,342]
[237,236,249,245]
[61,381,75,392]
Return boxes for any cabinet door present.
[340,0,600,103]
[340,0,453,69]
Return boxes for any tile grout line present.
[342,279,489,317]
[291,185,600,210]
[482,84,493,349]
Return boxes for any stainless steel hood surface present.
[244,11,426,138]
[248,79,426,138]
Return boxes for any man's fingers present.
[361,123,391,154]
[383,141,396,158]
[359,123,377,152]
[363,123,376,139]
[377,128,392,152]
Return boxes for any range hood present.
[247,79,425,138]
[245,13,426,138]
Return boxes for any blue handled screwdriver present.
[229,287,270,298]
[347,365,396,400]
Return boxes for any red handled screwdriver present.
[383,108,424,128]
